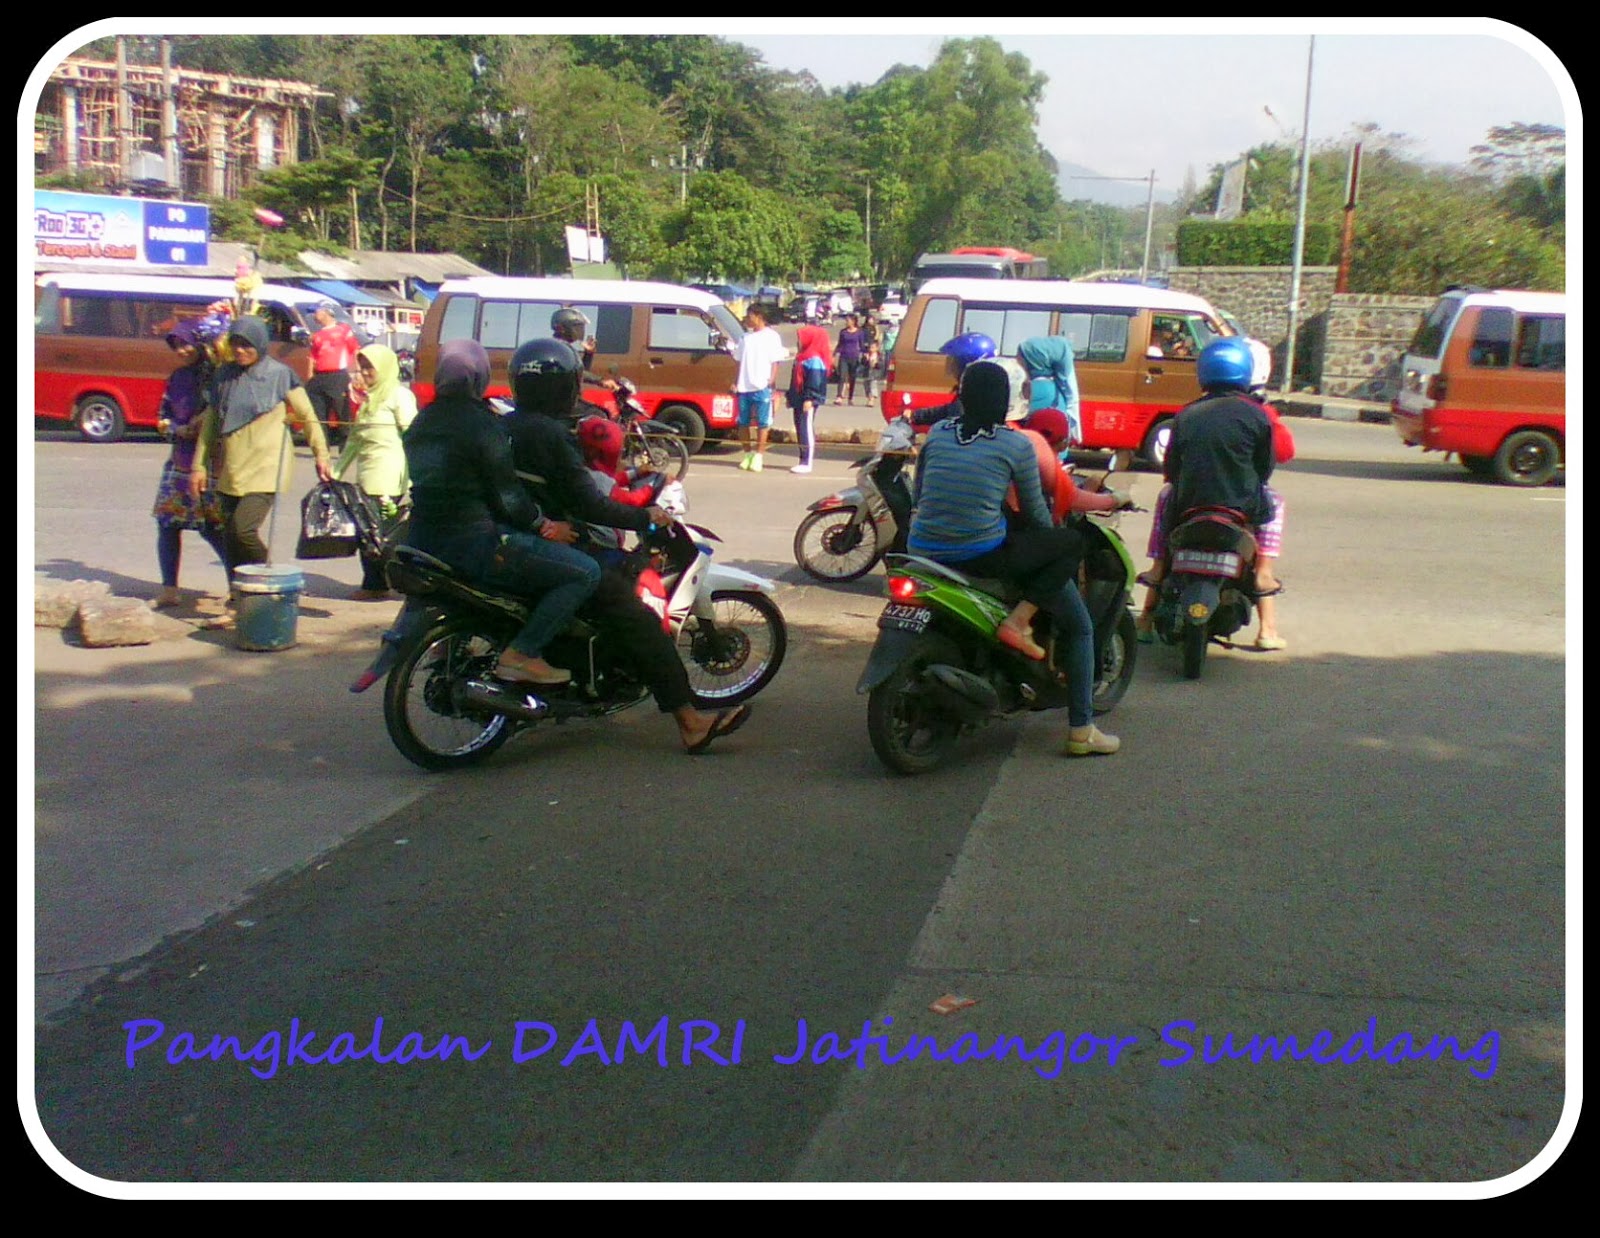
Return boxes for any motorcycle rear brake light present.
[888,576,925,601]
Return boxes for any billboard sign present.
[34,190,209,267]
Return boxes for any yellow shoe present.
[1064,725,1120,756]
[738,453,753,471]
[749,453,764,472]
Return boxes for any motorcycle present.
[352,506,786,771]
[589,375,690,483]
[857,469,1141,775]
[1146,505,1269,680]
[793,414,916,582]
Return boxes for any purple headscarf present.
[433,339,491,400]
[161,318,210,424]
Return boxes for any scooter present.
[793,414,916,582]
[1146,505,1267,680]
[352,505,786,771]
[856,472,1140,776]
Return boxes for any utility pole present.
[864,178,872,277]
[1336,142,1362,294]
[1281,35,1316,396]
[1068,173,1159,281]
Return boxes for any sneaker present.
[1254,635,1288,651]
[1134,613,1156,644]
[738,453,753,471]
[790,463,813,474]
[749,453,764,472]
[1063,725,1120,757]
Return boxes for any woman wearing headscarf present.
[189,315,332,585]
[908,359,1118,756]
[336,343,419,598]
[151,318,229,607]
[400,339,599,686]
[785,325,832,474]
[1017,337,1082,450]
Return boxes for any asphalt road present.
[29,419,1569,1192]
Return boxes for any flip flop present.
[685,703,754,754]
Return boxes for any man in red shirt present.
[306,301,360,440]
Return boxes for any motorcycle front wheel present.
[384,616,514,770]
[867,632,965,776]
[1092,609,1139,713]
[676,590,788,706]
[793,508,882,582]
[1181,622,1208,680]
[628,426,690,483]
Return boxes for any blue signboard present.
[33,190,209,267]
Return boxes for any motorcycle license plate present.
[878,602,931,633]
[1172,550,1241,576]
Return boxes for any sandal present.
[684,703,754,754]
[996,621,1047,661]
[1254,635,1288,651]
[1134,612,1156,644]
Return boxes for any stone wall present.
[1167,265,1336,391]
[1318,293,1435,400]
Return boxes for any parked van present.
[34,273,340,443]
[1390,287,1566,486]
[883,277,1245,463]
[413,277,745,452]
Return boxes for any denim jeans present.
[477,532,601,658]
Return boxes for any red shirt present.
[309,321,360,374]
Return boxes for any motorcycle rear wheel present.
[1092,610,1139,713]
[676,590,787,706]
[867,633,965,775]
[384,616,514,770]
[1181,622,1208,680]
[793,509,882,582]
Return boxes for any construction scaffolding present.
[36,53,329,200]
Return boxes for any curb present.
[1275,398,1391,425]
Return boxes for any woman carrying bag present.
[335,343,417,599]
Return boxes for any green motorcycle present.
[857,504,1140,776]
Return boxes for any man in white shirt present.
[731,305,787,472]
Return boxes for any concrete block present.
[35,579,111,628]
[77,597,158,647]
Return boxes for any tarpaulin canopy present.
[298,279,387,307]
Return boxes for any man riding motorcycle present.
[551,306,618,392]
[908,331,999,430]
[1135,337,1289,648]
[501,338,752,753]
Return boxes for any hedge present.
[1176,219,1336,266]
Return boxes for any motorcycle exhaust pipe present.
[924,664,1001,723]
[459,678,552,722]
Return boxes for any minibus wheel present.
[654,403,707,454]
[1493,430,1560,487]
[75,395,126,444]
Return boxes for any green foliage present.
[201,195,324,267]
[1176,218,1336,266]
[665,171,801,283]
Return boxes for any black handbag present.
[296,480,372,559]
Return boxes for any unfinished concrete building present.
[35,54,327,200]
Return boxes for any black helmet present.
[550,306,588,341]
[510,338,582,417]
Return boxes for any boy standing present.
[731,306,786,472]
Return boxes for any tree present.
[665,171,801,283]
[1470,123,1566,181]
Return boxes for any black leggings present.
[955,525,1085,610]
[582,568,694,713]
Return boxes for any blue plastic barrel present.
[232,565,303,651]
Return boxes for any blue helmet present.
[1196,338,1255,392]
[938,331,998,374]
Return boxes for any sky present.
[732,20,1574,196]
[25,19,1572,203]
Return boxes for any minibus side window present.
[1059,311,1131,363]
[914,298,959,352]
[479,300,560,350]
[1515,316,1564,371]
[1467,307,1515,368]
[60,294,127,337]
[438,294,478,344]
[961,305,1052,356]
[649,307,719,350]
[592,304,631,353]
[36,284,61,333]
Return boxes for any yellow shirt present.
[195,387,329,497]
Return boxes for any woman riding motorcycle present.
[907,358,1120,757]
